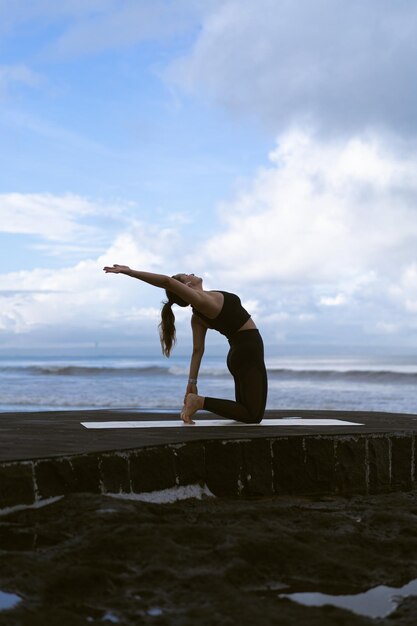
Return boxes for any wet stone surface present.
[2,491,417,624]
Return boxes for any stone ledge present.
[1,433,416,510]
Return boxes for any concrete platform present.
[2,408,417,462]
[1,409,417,511]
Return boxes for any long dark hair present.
[159,276,189,357]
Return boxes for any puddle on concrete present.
[0,590,22,611]
[280,578,417,618]
[147,607,164,617]
[101,612,120,623]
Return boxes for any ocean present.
[1,352,417,414]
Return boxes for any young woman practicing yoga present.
[103,265,268,425]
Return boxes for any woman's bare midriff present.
[237,318,257,332]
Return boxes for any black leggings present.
[203,329,268,424]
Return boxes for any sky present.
[2,0,417,357]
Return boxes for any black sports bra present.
[192,291,251,338]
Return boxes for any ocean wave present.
[266,368,417,383]
[0,364,229,378]
[0,396,181,410]
[0,365,173,377]
[2,364,417,384]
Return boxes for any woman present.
[103,265,268,425]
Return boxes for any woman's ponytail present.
[159,279,190,357]
[159,300,176,357]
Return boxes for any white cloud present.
[0,194,120,266]
[182,129,417,342]
[0,186,192,343]
[0,64,42,97]
[319,294,348,307]
[169,0,417,136]
[0,192,137,261]
[0,193,102,240]
[0,215,186,340]
[373,321,401,335]
[389,264,417,314]
[195,129,417,284]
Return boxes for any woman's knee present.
[245,411,264,424]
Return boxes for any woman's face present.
[177,273,202,288]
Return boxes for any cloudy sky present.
[2,0,417,356]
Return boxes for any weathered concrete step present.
[1,431,416,511]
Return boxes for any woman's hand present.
[103,264,131,274]
[184,382,197,404]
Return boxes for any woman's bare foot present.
[181,393,204,425]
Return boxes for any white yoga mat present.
[81,418,363,429]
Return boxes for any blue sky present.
[2,0,417,356]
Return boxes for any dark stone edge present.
[0,432,416,511]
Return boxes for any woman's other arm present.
[184,315,207,403]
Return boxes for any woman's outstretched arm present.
[103,264,208,309]
[103,265,170,289]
